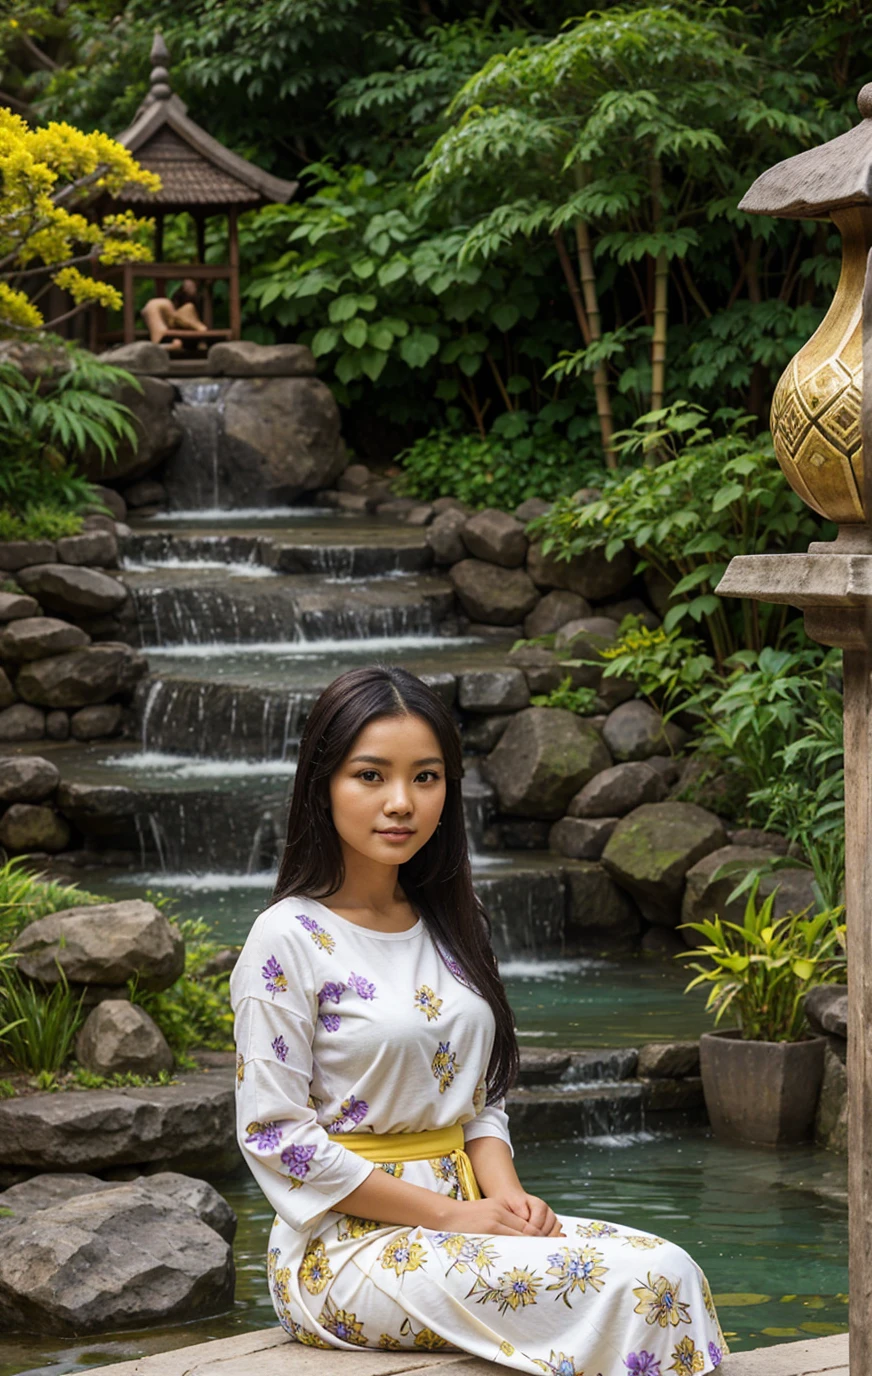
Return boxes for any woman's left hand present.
[492,1189,565,1237]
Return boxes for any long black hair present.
[273,664,519,1102]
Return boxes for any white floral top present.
[229,894,513,1233]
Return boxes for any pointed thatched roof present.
[106,33,298,214]
[740,84,872,220]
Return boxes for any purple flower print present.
[347,971,376,1000]
[296,913,319,934]
[319,1012,342,1032]
[624,1355,661,1376]
[317,980,346,1006]
[261,955,287,997]
[245,1120,282,1152]
[329,1094,369,1131]
[708,1344,723,1368]
[271,1035,289,1062]
[281,1141,316,1182]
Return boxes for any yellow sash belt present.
[328,1123,482,1201]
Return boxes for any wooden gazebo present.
[88,32,298,350]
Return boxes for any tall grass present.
[0,963,87,1073]
[0,856,103,945]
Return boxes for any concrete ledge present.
[82,1326,848,1376]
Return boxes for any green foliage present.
[529,675,599,716]
[678,882,846,1043]
[0,964,87,1074]
[0,856,103,946]
[0,505,83,541]
[395,420,605,509]
[528,406,830,663]
[598,617,714,721]
[72,1066,177,1089]
[129,914,235,1057]
[0,1079,14,1099]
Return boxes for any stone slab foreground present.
[84,1327,848,1376]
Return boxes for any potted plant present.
[677,881,846,1146]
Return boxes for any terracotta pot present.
[699,1028,827,1146]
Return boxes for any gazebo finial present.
[149,31,172,102]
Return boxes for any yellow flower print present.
[414,1328,448,1350]
[336,1214,380,1240]
[294,1324,332,1349]
[299,1239,333,1294]
[272,1265,292,1306]
[576,1220,619,1239]
[430,1154,460,1189]
[633,1272,692,1328]
[431,1040,459,1093]
[313,930,336,953]
[235,1052,245,1085]
[378,1161,405,1178]
[474,1265,541,1314]
[533,1351,582,1376]
[500,1341,516,1358]
[379,1335,403,1349]
[319,1299,368,1346]
[380,1232,428,1276]
[669,1336,706,1374]
[435,1231,468,1259]
[701,1272,717,1321]
[624,1234,666,1250]
[414,984,443,1021]
[472,1079,487,1113]
[545,1245,609,1303]
[267,1245,280,1284]
[307,1091,323,1110]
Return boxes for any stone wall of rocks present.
[807,984,848,1154]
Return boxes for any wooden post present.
[122,261,135,344]
[228,208,241,339]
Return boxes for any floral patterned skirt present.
[265,1159,728,1376]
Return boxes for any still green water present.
[0,1129,847,1375]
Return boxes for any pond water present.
[0,1128,847,1376]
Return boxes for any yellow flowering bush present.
[0,108,159,333]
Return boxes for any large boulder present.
[75,1000,174,1077]
[0,755,60,803]
[681,845,786,945]
[163,376,346,507]
[55,530,118,568]
[569,760,668,818]
[55,780,140,840]
[524,589,591,639]
[16,644,147,708]
[0,591,39,621]
[0,540,57,572]
[426,508,467,564]
[450,558,540,625]
[602,802,728,925]
[101,341,171,375]
[602,701,685,762]
[527,540,634,600]
[564,861,642,947]
[70,703,124,741]
[548,816,618,860]
[0,1070,237,1178]
[208,340,316,376]
[9,899,185,991]
[0,803,70,853]
[482,707,612,817]
[0,616,90,662]
[805,984,848,1040]
[458,668,530,712]
[15,564,127,617]
[80,376,182,483]
[0,704,44,741]
[0,1173,234,1334]
[461,509,528,568]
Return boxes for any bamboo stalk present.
[573,214,616,469]
[650,158,668,416]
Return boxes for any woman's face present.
[328,712,447,866]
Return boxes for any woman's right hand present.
[430,1196,560,1236]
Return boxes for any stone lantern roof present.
[740,84,872,220]
[105,32,298,214]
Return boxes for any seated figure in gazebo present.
[141,277,209,350]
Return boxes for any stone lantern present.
[718,84,872,1372]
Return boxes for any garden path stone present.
[449,557,540,625]
[461,508,528,567]
[482,706,612,817]
[76,1000,175,1077]
[16,564,127,615]
[0,615,90,661]
[0,540,57,571]
[0,754,60,802]
[636,1041,701,1078]
[457,668,529,711]
[0,703,44,740]
[0,1173,234,1334]
[9,898,185,991]
[564,861,642,946]
[0,591,39,621]
[602,700,685,761]
[0,802,70,852]
[16,643,148,708]
[523,589,591,637]
[602,801,727,926]
[56,530,119,567]
[569,760,668,817]
[548,815,618,859]
[426,508,467,562]
[0,1070,238,1180]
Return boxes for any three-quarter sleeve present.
[230,938,374,1231]
[463,1096,514,1157]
